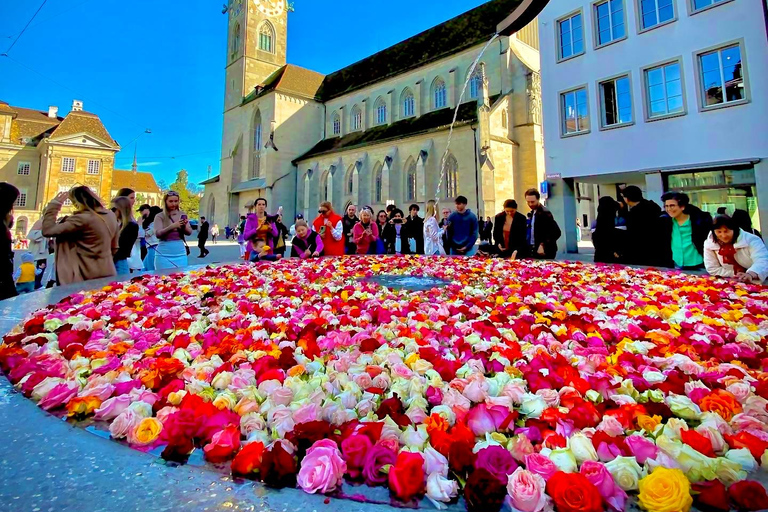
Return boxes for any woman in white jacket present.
[424,200,446,256]
[704,215,768,284]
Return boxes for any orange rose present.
[637,414,662,433]
[66,396,103,417]
[424,413,449,434]
[699,389,742,422]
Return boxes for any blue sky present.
[0,0,486,186]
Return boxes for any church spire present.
[132,145,138,173]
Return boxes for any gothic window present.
[374,164,383,203]
[351,105,362,131]
[252,110,262,179]
[346,167,355,195]
[406,159,417,202]
[432,77,447,110]
[374,97,387,125]
[259,22,275,53]
[444,153,459,199]
[469,69,483,99]
[232,23,241,57]
[332,112,341,135]
[321,171,330,202]
[401,89,415,118]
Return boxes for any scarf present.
[718,243,746,274]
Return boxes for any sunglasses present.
[318,210,328,214]
[167,191,180,197]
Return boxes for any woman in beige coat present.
[42,186,119,285]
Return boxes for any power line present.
[3,0,49,56]
[2,0,97,40]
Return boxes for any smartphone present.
[181,215,188,221]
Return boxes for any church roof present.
[243,64,326,105]
[2,106,63,145]
[112,169,162,194]
[293,96,498,163]
[316,0,523,101]
[49,111,120,148]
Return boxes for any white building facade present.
[537,0,768,253]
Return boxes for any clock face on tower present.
[254,0,285,17]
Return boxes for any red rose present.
[680,429,716,458]
[692,481,729,512]
[231,441,265,477]
[376,395,411,427]
[360,337,382,352]
[449,440,476,474]
[725,432,768,462]
[388,451,425,502]
[203,425,241,462]
[728,481,768,512]
[259,441,297,488]
[464,467,507,512]
[341,434,373,479]
[546,471,604,512]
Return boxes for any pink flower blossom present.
[506,468,548,512]
[297,439,346,494]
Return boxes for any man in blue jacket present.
[447,196,479,256]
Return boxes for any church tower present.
[224,0,288,111]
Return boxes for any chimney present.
[71,100,83,112]
[48,106,58,118]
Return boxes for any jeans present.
[16,281,34,294]
[115,259,130,275]
[144,246,157,271]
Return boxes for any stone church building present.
[202,0,545,226]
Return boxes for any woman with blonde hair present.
[41,186,119,285]
[153,191,192,270]
[111,196,139,275]
[352,208,380,255]
[424,200,445,256]
[115,187,144,271]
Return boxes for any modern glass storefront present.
[664,166,760,231]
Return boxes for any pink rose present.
[596,416,626,437]
[363,443,397,486]
[297,439,347,494]
[624,434,658,465]
[341,434,372,479]
[467,403,515,436]
[475,445,518,484]
[79,382,115,401]
[524,453,558,480]
[423,446,449,477]
[426,386,443,406]
[293,403,320,424]
[509,433,535,462]
[109,408,141,439]
[507,467,548,512]
[580,460,627,512]
[271,387,293,407]
[94,395,132,421]
[39,382,79,411]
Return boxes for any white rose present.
[715,457,747,486]
[605,456,644,491]
[665,393,702,420]
[426,473,458,510]
[519,393,547,419]
[725,448,758,473]
[547,448,578,473]
[400,424,429,451]
[643,371,665,384]
[568,433,598,464]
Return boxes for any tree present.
[168,169,200,218]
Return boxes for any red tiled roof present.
[112,169,162,194]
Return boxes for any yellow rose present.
[638,467,693,512]
[637,414,662,433]
[131,417,163,446]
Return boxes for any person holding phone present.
[243,198,280,262]
[382,209,410,255]
[153,191,192,270]
[312,202,344,256]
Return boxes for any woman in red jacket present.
[312,202,345,256]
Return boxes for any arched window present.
[374,97,387,126]
[501,109,508,129]
[374,164,383,203]
[432,77,447,110]
[321,170,331,202]
[351,105,362,131]
[405,159,417,202]
[444,153,459,199]
[401,89,415,118]
[259,22,275,53]
[232,23,241,57]
[252,110,262,178]
[331,112,341,136]
[469,69,483,99]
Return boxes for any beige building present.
[0,100,120,238]
[202,0,546,227]
[111,154,163,207]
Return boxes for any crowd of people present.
[591,185,767,283]
[1,180,766,300]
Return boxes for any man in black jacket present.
[404,204,425,255]
[0,182,20,301]
[525,189,561,259]
[493,199,529,259]
[342,204,359,255]
[198,217,210,258]
[620,186,663,266]
[659,192,712,269]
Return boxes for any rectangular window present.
[17,162,31,175]
[639,0,674,29]
[599,75,633,127]
[645,61,684,118]
[87,159,101,175]
[561,87,589,135]
[62,157,75,173]
[698,44,745,108]
[557,12,584,60]
[57,186,73,206]
[594,0,625,46]
[692,0,726,11]
[14,191,27,208]
[403,96,415,117]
